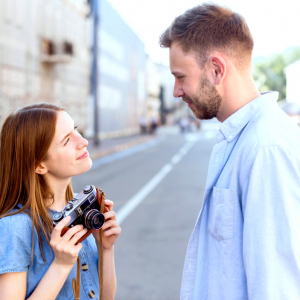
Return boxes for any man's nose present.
[173,80,185,98]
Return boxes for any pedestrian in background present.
[160,3,300,299]
[0,104,121,300]
[150,115,158,134]
[179,116,190,133]
[139,115,148,134]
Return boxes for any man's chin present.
[191,108,215,120]
[190,107,205,120]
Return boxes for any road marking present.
[91,136,165,169]
[116,163,173,224]
[116,139,198,224]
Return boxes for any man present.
[160,3,300,300]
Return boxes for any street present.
[72,124,218,300]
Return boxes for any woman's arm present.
[0,216,88,300]
[0,272,27,299]
[93,200,121,300]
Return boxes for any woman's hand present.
[50,216,88,268]
[92,200,121,250]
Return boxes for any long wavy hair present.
[0,103,74,261]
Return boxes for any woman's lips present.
[77,151,89,160]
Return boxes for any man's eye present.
[74,125,78,130]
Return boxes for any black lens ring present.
[84,209,105,230]
[91,213,105,230]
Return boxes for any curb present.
[89,135,156,161]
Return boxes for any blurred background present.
[0,0,299,299]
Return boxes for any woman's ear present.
[35,163,48,175]
[208,55,226,85]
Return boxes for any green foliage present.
[253,46,300,101]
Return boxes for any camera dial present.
[83,185,93,194]
[83,209,105,230]
[53,212,64,222]
[65,203,73,211]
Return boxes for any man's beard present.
[183,76,222,120]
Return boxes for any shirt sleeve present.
[243,145,300,299]
[0,213,33,274]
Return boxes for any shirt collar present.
[218,92,279,142]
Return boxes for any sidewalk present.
[87,133,156,160]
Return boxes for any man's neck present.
[217,72,260,122]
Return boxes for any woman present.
[0,103,121,300]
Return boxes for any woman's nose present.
[77,136,88,149]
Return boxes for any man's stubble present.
[183,75,222,120]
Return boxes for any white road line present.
[116,139,198,224]
[171,154,182,165]
[116,163,173,224]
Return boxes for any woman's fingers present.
[103,210,117,221]
[102,219,119,231]
[104,199,114,211]
[102,226,122,237]
[51,216,71,240]
[69,228,89,244]
[58,224,84,241]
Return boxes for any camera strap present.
[72,188,105,300]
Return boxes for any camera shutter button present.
[83,185,93,194]
[65,203,73,211]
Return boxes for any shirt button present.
[229,135,233,140]
[88,291,95,298]
[81,263,88,271]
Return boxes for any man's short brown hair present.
[159,3,254,71]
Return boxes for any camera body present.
[52,185,105,235]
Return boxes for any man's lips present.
[182,98,193,107]
[182,98,192,104]
[77,151,89,160]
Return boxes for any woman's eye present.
[64,126,77,146]
[64,138,70,146]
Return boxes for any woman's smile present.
[77,151,89,160]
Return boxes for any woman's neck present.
[45,176,71,212]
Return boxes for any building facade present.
[86,0,147,139]
[0,0,90,130]
[285,59,300,103]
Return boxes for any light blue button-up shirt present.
[181,92,300,300]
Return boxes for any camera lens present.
[83,209,105,230]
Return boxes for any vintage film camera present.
[52,185,105,241]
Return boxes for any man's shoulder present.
[234,104,300,169]
[244,104,300,150]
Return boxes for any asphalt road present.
[72,124,217,300]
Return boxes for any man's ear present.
[208,55,226,85]
[35,163,48,175]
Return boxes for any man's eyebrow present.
[60,132,72,144]
[171,71,184,76]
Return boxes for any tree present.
[253,47,300,101]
